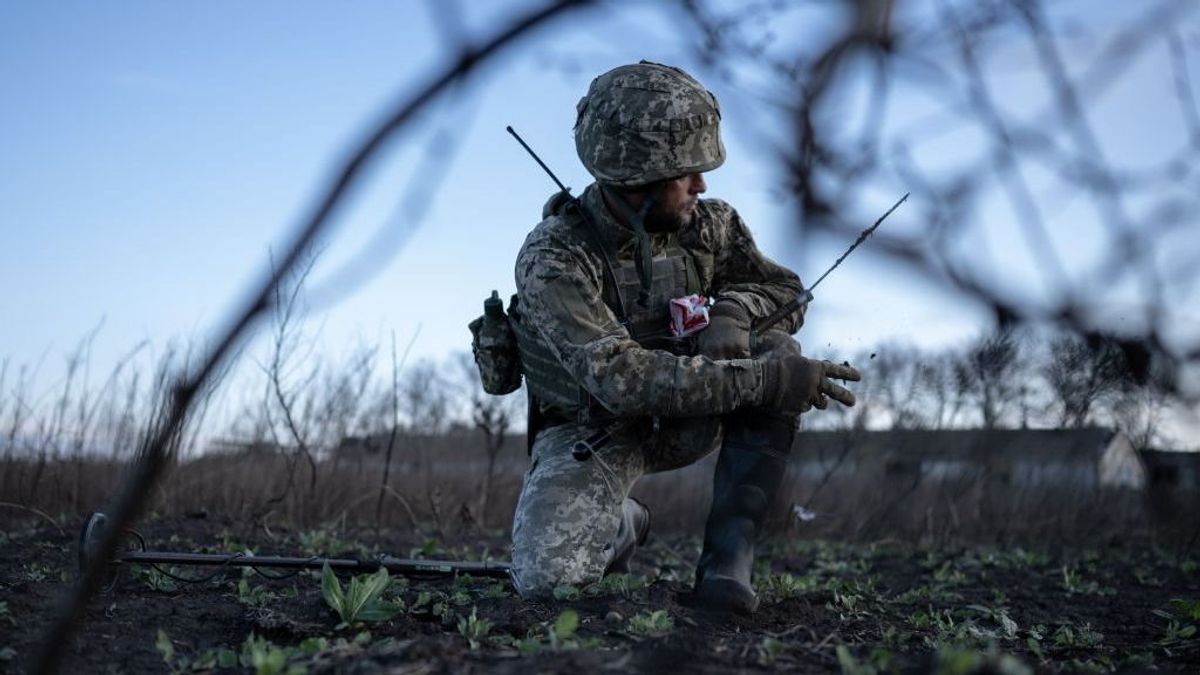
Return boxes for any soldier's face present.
[647,173,707,232]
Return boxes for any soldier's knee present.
[510,568,559,600]
[510,560,600,600]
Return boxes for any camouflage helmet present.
[574,61,725,187]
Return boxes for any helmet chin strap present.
[602,183,660,308]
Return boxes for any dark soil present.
[1,514,1198,673]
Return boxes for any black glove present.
[696,301,752,360]
[760,353,861,413]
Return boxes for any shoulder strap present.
[565,199,629,323]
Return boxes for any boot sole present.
[693,576,759,615]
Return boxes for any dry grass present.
[3,430,1194,552]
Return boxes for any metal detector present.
[77,512,513,584]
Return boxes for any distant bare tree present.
[913,359,963,430]
[1046,334,1129,428]
[955,330,1021,429]
[453,352,524,523]
[400,359,450,435]
[1110,357,1172,451]
[856,344,944,430]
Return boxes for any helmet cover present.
[574,61,725,187]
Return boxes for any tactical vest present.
[509,202,704,423]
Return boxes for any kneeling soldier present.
[473,61,860,614]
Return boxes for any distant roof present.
[1141,448,1200,468]
[794,428,1120,462]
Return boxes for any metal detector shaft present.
[112,551,512,578]
[79,512,511,580]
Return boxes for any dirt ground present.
[1,514,1198,674]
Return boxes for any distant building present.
[1141,449,1200,491]
[791,428,1146,490]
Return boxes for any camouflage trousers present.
[509,337,801,599]
[509,414,723,598]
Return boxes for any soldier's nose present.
[691,173,707,195]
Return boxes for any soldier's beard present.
[644,205,692,233]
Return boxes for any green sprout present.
[239,634,305,675]
[628,610,673,637]
[757,637,785,667]
[320,563,401,627]
[457,606,494,650]
[549,609,579,649]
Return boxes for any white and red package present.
[668,294,711,337]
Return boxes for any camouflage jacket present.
[514,183,805,418]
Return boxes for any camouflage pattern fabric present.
[574,61,725,187]
[510,181,808,597]
[510,339,802,598]
[513,183,805,419]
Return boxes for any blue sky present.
[1,2,1196,438]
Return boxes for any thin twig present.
[0,501,65,536]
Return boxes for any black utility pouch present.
[468,291,522,395]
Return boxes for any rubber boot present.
[605,497,652,575]
[693,410,795,614]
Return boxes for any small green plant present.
[967,604,1019,641]
[457,606,494,650]
[1152,599,1199,647]
[1132,565,1163,587]
[585,572,647,598]
[1026,624,1047,662]
[893,584,963,605]
[192,647,239,671]
[409,589,434,613]
[1053,623,1104,650]
[482,582,511,599]
[992,547,1049,570]
[1158,620,1197,646]
[1060,565,1115,596]
[932,646,1031,675]
[237,575,275,608]
[1167,598,1200,622]
[298,527,344,553]
[155,629,177,670]
[409,539,446,559]
[0,600,14,627]
[628,609,673,637]
[757,637,785,667]
[139,566,179,593]
[240,633,305,675]
[22,562,51,583]
[549,609,579,649]
[931,560,968,586]
[320,563,401,627]
[759,572,815,602]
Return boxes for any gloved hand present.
[760,353,861,413]
[696,301,752,360]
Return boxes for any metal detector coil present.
[78,512,110,576]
